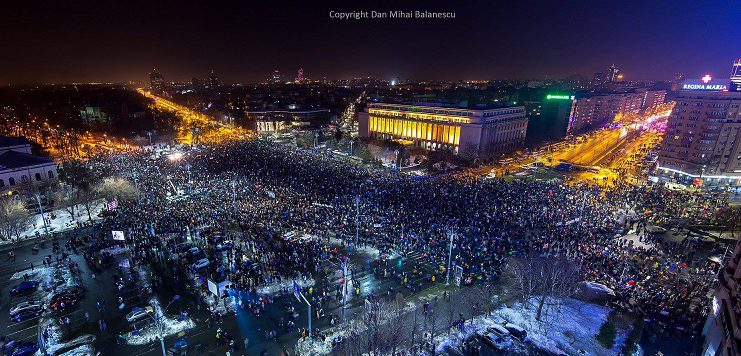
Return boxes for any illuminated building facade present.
[657,76,741,187]
[732,58,741,92]
[569,92,644,134]
[149,70,164,92]
[245,109,330,134]
[0,136,58,194]
[358,103,527,156]
[642,90,666,109]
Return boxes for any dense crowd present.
[85,139,727,333]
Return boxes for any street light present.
[146,295,181,356]
[445,228,455,286]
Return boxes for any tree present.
[0,197,32,240]
[53,186,83,222]
[505,253,581,321]
[95,177,138,202]
[595,317,617,349]
[58,159,100,190]
[620,318,644,355]
[458,143,480,165]
[295,131,315,148]
[715,206,741,239]
[423,297,442,355]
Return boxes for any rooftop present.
[0,136,31,148]
[0,150,54,170]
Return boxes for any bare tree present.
[95,177,138,202]
[0,197,31,240]
[505,253,582,321]
[424,296,442,355]
[53,186,82,222]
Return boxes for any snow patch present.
[256,277,315,297]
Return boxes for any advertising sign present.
[454,265,464,287]
[681,75,730,92]
[111,231,125,241]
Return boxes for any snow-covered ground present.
[14,201,107,242]
[490,298,629,356]
[295,301,417,355]
[43,334,96,355]
[56,343,95,356]
[10,263,78,304]
[123,297,195,345]
[297,296,633,356]
[326,236,399,260]
[256,277,315,297]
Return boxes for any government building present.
[358,102,527,157]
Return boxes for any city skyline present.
[1,0,739,84]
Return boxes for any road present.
[0,224,462,355]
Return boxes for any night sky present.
[1,0,739,84]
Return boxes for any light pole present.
[148,295,180,356]
[34,192,50,237]
[341,260,349,322]
[299,292,312,338]
[578,191,588,221]
[349,140,354,156]
[355,195,360,245]
[445,228,455,286]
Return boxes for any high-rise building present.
[731,58,741,92]
[657,74,741,186]
[359,102,528,157]
[149,70,164,91]
[568,92,644,134]
[526,94,575,145]
[207,70,220,89]
[592,64,621,87]
[642,89,666,109]
[272,70,282,83]
[296,68,304,83]
[607,64,620,82]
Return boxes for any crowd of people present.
[83,138,729,338]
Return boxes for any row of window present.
[0,170,55,188]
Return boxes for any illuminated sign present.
[681,83,729,91]
[681,75,729,92]
[546,94,575,100]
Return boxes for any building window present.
[35,173,42,181]
[48,170,54,179]
[21,175,28,184]
[0,179,4,187]
[9,177,15,186]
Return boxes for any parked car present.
[10,281,39,295]
[10,302,42,316]
[126,306,154,323]
[49,295,80,311]
[10,342,38,356]
[192,258,209,270]
[479,325,510,350]
[51,286,84,302]
[504,323,527,341]
[11,308,42,322]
